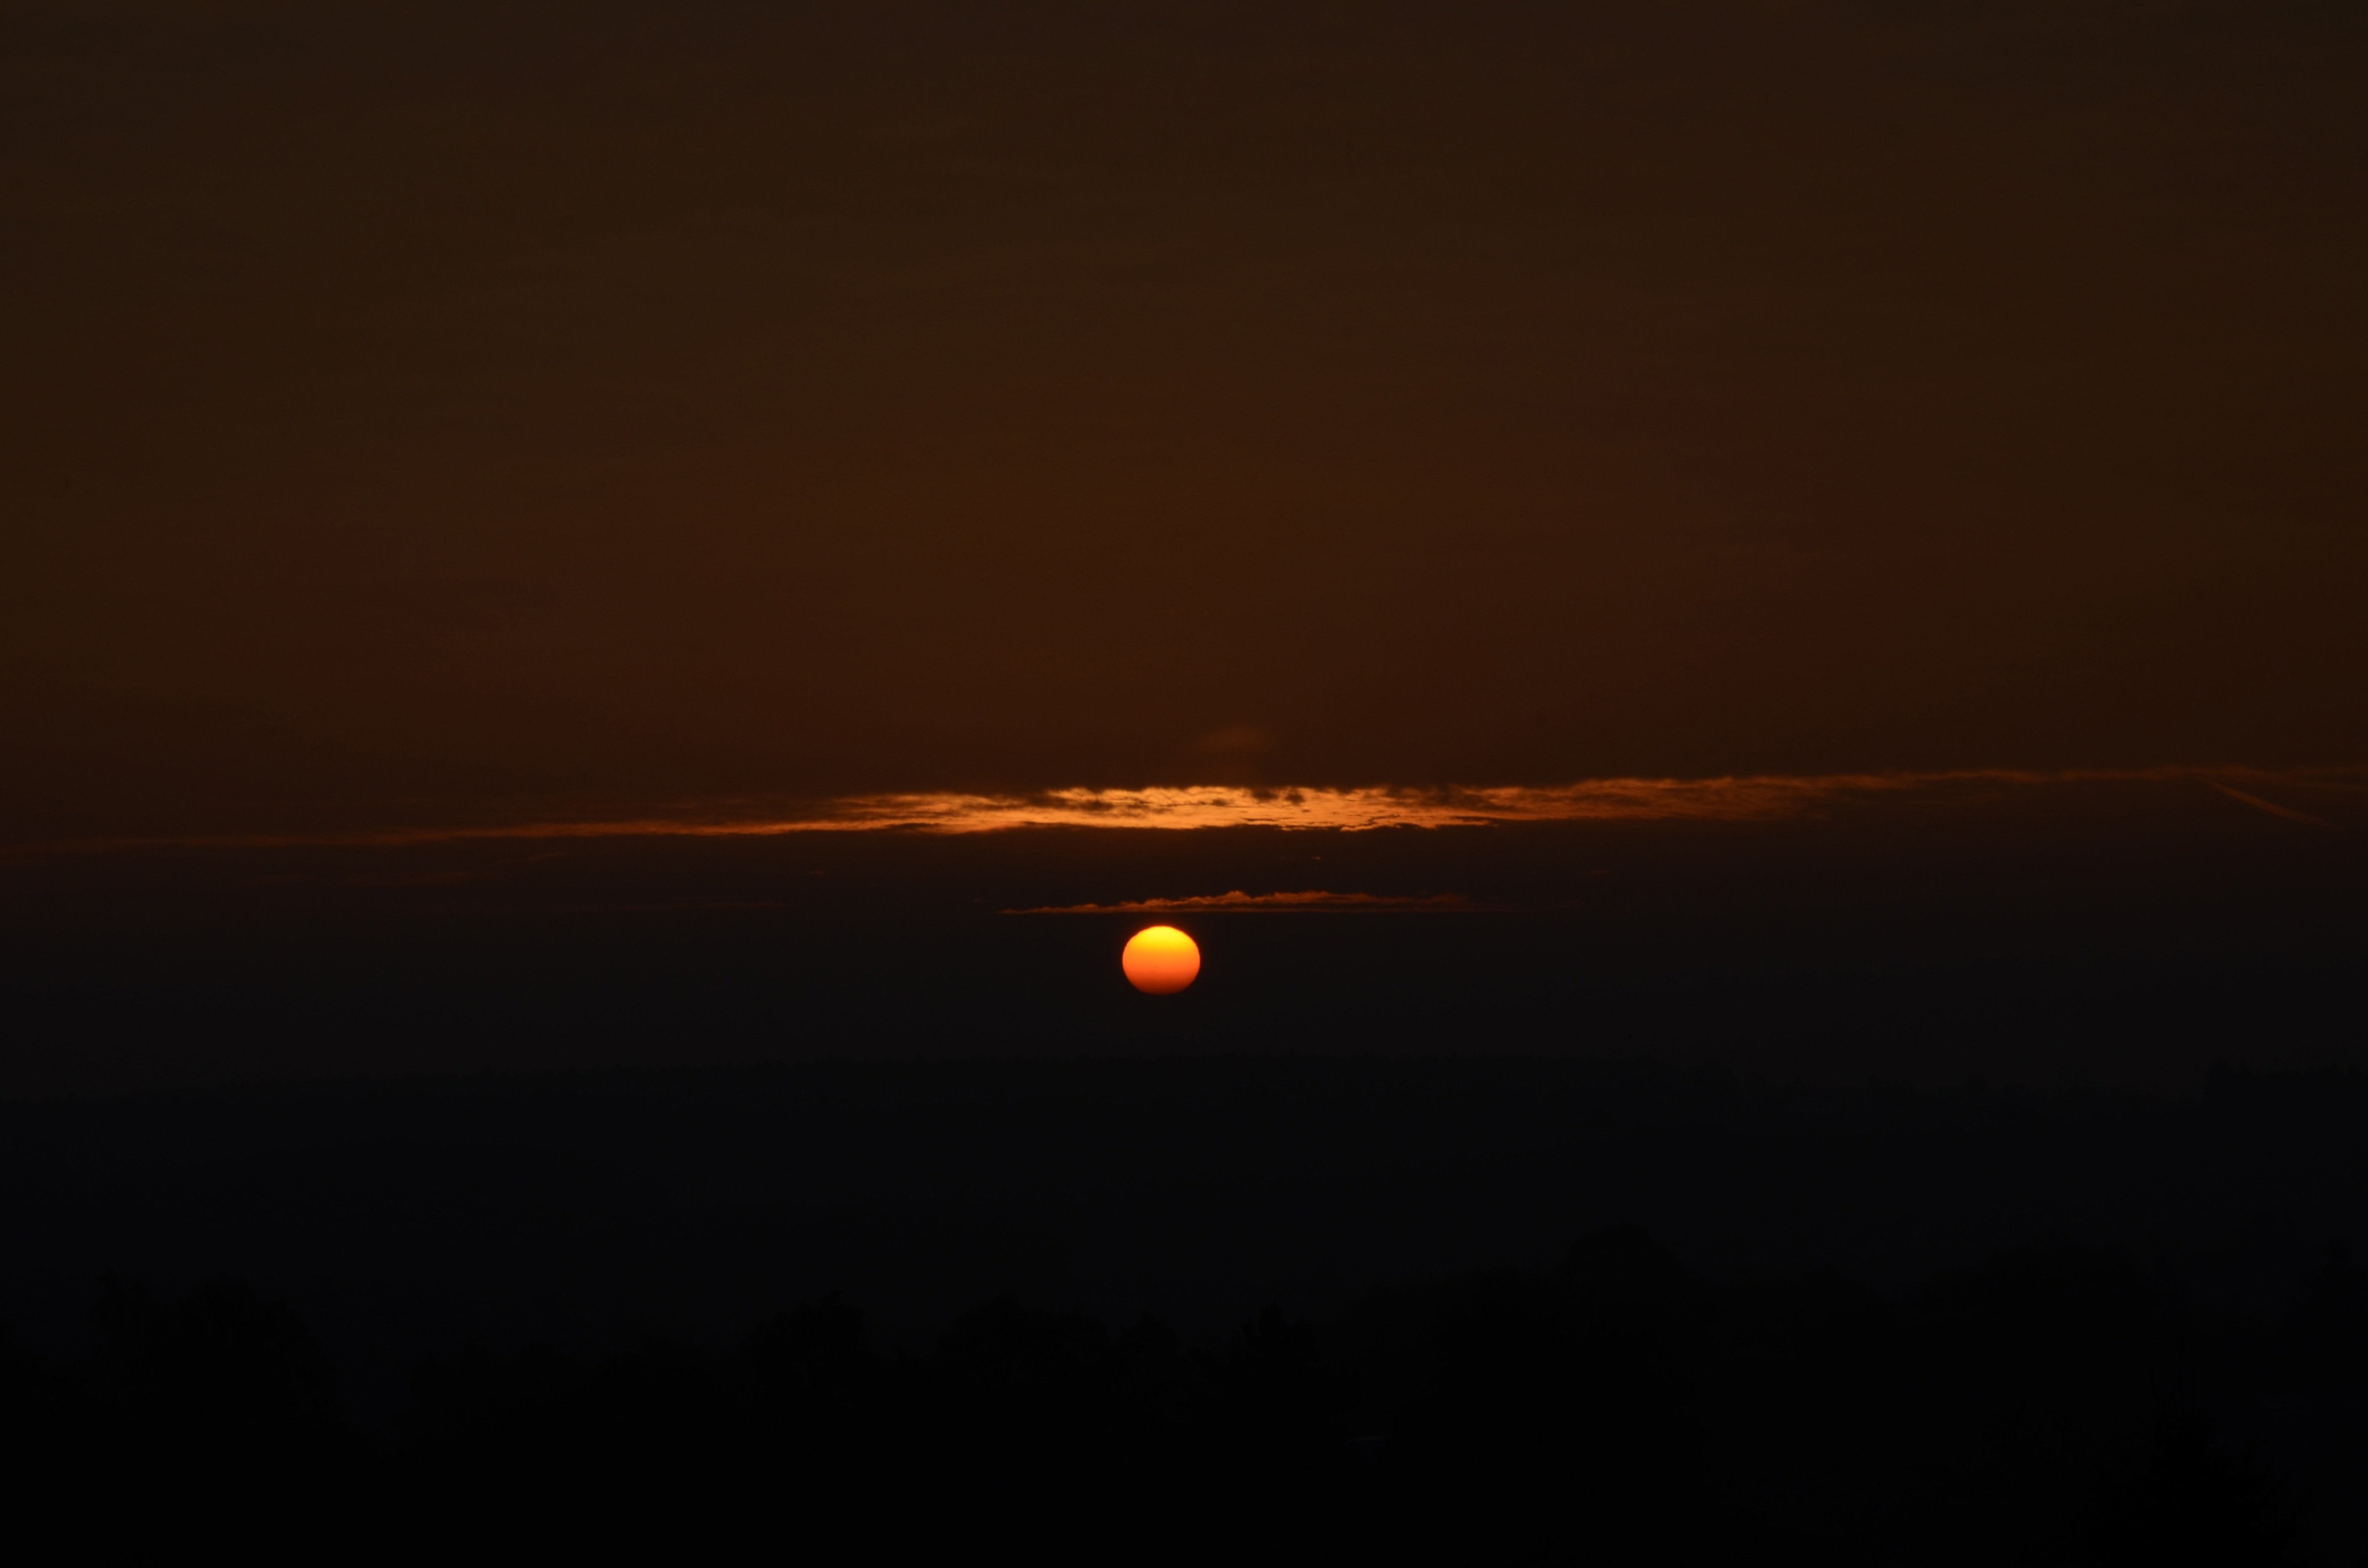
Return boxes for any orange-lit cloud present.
[6,765,2358,857]
[2207,783,2332,827]
[1009,890,1477,915]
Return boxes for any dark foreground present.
[3,1060,2368,1558]
[2,1224,2356,1562]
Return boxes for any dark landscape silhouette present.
[2,1218,2343,1560]
[5,1062,2368,1560]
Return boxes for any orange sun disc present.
[1122,925,1201,994]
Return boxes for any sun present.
[1122,925,1200,994]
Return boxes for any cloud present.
[2208,783,2332,827]
[7,765,2360,856]
[1006,890,1476,915]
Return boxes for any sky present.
[1,2,2363,1098]
[5,0,2363,844]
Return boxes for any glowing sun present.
[1122,925,1200,994]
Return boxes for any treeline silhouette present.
[3,1229,2356,1561]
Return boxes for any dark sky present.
[6,1,2363,838]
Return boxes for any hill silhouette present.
[5,1223,2356,1560]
